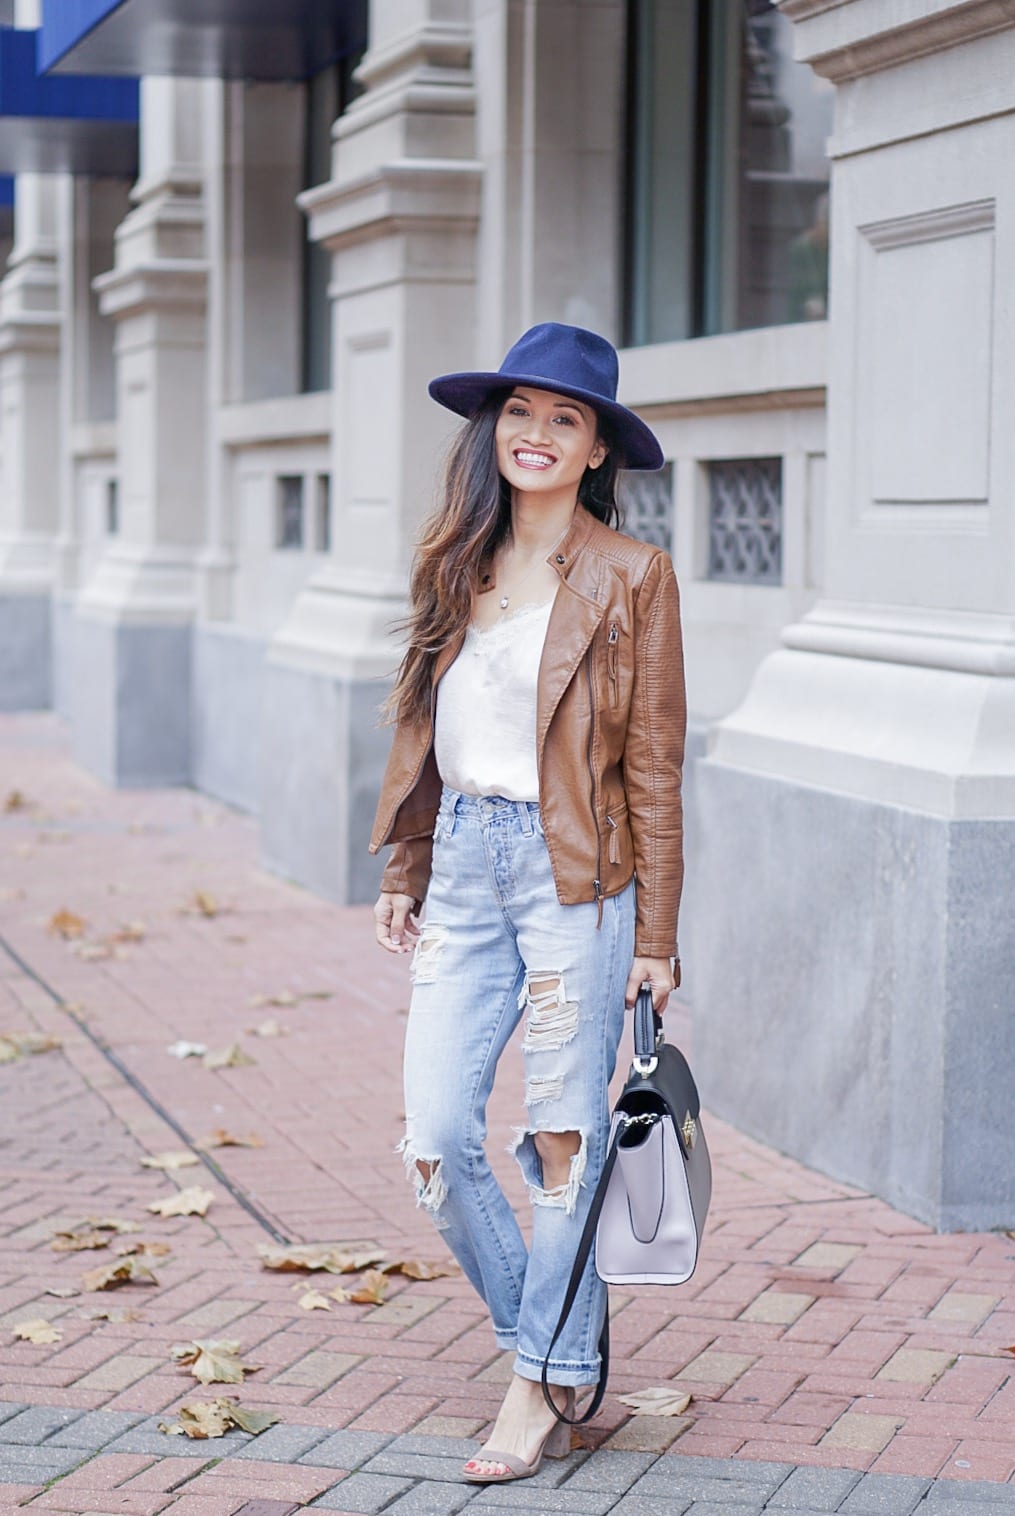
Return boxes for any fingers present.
[626,957,675,1012]
[373,894,420,955]
[623,965,643,1009]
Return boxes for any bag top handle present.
[633,985,663,1073]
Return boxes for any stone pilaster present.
[0,174,62,710]
[71,78,209,785]
[261,0,481,902]
[693,1,1015,1229]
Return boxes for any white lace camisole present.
[434,598,555,802]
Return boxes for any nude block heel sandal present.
[463,1388,575,1484]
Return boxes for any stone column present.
[72,77,209,785]
[693,1,1015,1229]
[261,0,481,902]
[0,174,61,710]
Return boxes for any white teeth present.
[516,451,553,467]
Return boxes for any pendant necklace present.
[496,523,570,611]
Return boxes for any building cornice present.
[778,0,1015,80]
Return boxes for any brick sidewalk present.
[0,713,1013,1515]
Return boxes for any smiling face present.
[494,387,607,499]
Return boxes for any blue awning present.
[0,28,137,175]
[40,0,368,81]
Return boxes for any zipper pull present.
[605,815,619,865]
[593,878,604,930]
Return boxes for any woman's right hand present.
[373,892,420,954]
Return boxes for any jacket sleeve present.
[624,551,686,967]
[380,835,434,915]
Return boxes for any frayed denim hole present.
[519,971,579,1052]
[409,924,449,985]
[508,1127,588,1215]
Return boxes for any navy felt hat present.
[428,322,664,472]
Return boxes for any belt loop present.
[519,801,534,838]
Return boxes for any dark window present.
[620,463,674,553]
[276,475,305,549]
[624,0,832,346]
[707,457,782,584]
[106,478,119,535]
[300,29,366,394]
[316,473,331,553]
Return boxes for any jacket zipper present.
[607,623,619,705]
[605,814,619,865]
[584,649,603,928]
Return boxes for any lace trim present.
[469,598,556,640]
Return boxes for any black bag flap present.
[616,1042,701,1156]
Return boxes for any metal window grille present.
[707,457,782,584]
[276,476,305,550]
[105,478,119,535]
[620,462,674,553]
[316,474,331,553]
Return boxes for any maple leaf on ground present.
[189,891,220,918]
[82,1306,144,1322]
[257,1241,387,1274]
[0,1037,20,1065]
[147,1187,214,1219]
[81,1255,158,1292]
[249,990,298,1009]
[52,1228,112,1253]
[195,1128,263,1150]
[617,1387,693,1417]
[203,1042,256,1071]
[48,909,87,939]
[140,1150,200,1171]
[45,1286,80,1299]
[159,1397,279,1439]
[170,1339,259,1385]
[346,1268,389,1306]
[110,921,147,943]
[117,1240,172,1258]
[2,1031,63,1063]
[383,1258,461,1281]
[246,1018,288,1038]
[13,1318,62,1345]
[297,1289,331,1312]
[3,789,31,812]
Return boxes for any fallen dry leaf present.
[141,1150,200,1172]
[81,1306,144,1323]
[74,943,114,962]
[203,1043,255,1071]
[13,1318,62,1345]
[191,891,220,918]
[346,1268,389,1306]
[246,1018,287,1038]
[250,989,298,1009]
[45,1286,80,1299]
[148,1187,214,1219]
[3,789,30,812]
[81,1255,158,1292]
[167,1040,207,1059]
[110,921,146,943]
[117,1240,172,1259]
[1,1030,63,1063]
[617,1387,693,1417]
[258,1241,387,1275]
[170,1339,259,1385]
[52,1228,112,1253]
[48,909,87,939]
[329,1284,350,1303]
[384,1258,461,1281]
[298,1289,332,1312]
[195,1128,263,1150]
[159,1397,278,1439]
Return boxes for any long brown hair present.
[387,390,623,726]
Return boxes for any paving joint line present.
[0,930,292,1246]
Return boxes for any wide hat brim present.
[428,370,664,472]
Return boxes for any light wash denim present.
[400,786,635,1386]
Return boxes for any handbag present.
[540,987,712,1424]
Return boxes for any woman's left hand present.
[625,957,675,1013]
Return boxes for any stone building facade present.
[0,0,1011,1232]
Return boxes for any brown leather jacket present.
[369,507,686,965]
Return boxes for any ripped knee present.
[509,1127,588,1215]
[396,1136,449,1228]
[519,970,579,1052]
[410,924,449,985]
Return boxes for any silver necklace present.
[496,525,570,610]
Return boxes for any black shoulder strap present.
[540,1131,620,1425]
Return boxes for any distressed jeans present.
[400,787,635,1386]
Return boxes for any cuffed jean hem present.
[513,1350,601,1387]
[494,1329,518,1351]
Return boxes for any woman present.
[369,322,686,1483]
